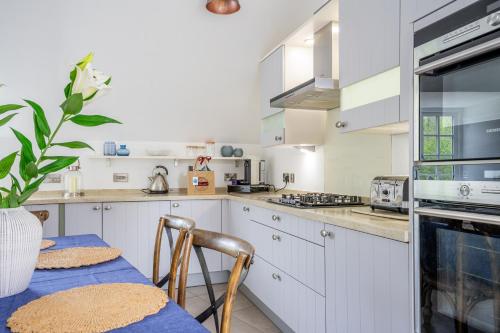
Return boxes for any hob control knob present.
[487,13,500,26]
[460,184,471,197]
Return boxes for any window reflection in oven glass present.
[420,219,500,333]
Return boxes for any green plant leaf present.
[25,100,51,136]
[33,113,47,150]
[11,128,36,163]
[26,162,38,178]
[10,173,21,192]
[8,183,19,208]
[0,187,10,193]
[64,83,72,98]
[0,152,17,179]
[38,156,79,174]
[70,114,121,127]
[52,141,94,151]
[18,175,46,204]
[40,155,75,161]
[0,104,24,115]
[104,77,112,85]
[0,113,17,127]
[60,93,83,115]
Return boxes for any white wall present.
[0,0,321,191]
[391,133,410,176]
[263,145,325,192]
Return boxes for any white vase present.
[0,207,42,298]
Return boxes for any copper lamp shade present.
[206,0,240,15]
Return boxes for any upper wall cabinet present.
[339,0,400,88]
[409,0,455,22]
[260,46,285,119]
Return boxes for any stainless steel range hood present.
[270,22,339,111]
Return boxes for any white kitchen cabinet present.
[65,203,103,237]
[260,46,285,119]
[339,96,401,133]
[102,201,171,278]
[171,200,222,274]
[409,0,455,22]
[339,0,400,88]
[324,224,411,333]
[245,255,326,333]
[261,110,327,147]
[24,204,59,237]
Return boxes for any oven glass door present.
[419,212,500,332]
[419,50,500,161]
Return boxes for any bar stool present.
[152,215,196,307]
[178,229,255,333]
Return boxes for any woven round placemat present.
[36,247,121,269]
[7,283,168,333]
[40,239,55,250]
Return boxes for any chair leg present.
[194,246,220,333]
[221,255,245,333]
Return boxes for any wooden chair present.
[179,229,255,333]
[152,215,196,307]
[30,210,49,224]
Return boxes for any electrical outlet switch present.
[290,173,295,183]
[224,173,237,181]
[113,173,129,182]
[282,173,290,182]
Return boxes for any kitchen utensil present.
[147,166,169,194]
[220,145,233,157]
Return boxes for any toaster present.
[370,176,409,214]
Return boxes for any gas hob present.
[267,193,364,209]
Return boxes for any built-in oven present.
[414,163,500,333]
[414,0,500,162]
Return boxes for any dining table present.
[0,234,209,332]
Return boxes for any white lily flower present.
[71,62,111,103]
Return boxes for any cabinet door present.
[339,0,400,88]
[171,200,222,274]
[24,204,59,237]
[102,201,171,278]
[340,96,400,133]
[260,46,284,118]
[65,203,102,237]
[325,225,411,333]
[409,0,455,22]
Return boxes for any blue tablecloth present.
[0,234,209,333]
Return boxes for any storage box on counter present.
[187,171,215,195]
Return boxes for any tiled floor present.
[184,283,281,333]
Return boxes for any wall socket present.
[113,173,129,182]
[282,173,295,183]
[224,173,237,181]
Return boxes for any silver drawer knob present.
[172,203,180,208]
[243,206,250,212]
[274,136,282,141]
[272,234,281,241]
[93,206,101,211]
[320,229,332,238]
[335,121,346,128]
[272,273,281,281]
[104,205,112,211]
[271,214,280,221]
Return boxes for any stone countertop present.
[27,189,410,243]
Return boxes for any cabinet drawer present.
[245,255,326,333]
[252,208,326,246]
[340,95,400,133]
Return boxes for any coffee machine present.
[227,158,270,193]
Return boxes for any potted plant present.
[0,53,120,298]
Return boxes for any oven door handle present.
[415,36,500,75]
[414,207,500,226]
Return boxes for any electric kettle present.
[147,165,169,194]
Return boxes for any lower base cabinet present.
[245,255,326,333]
[325,225,411,333]
[24,204,59,237]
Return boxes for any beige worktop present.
[27,189,410,243]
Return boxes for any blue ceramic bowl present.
[233,148,244,157]
[221,145,234,157]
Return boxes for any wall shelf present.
[87,155,245,167]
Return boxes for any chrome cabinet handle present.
[271,234,281,241]
[415,207,500,226]
[271,214,280,221]
[243,206,250,212]
[172,203,180,208]
[274,136,282,141]
[320,229,332,238]
[335,121,346,128]
[104,205,112,211]
[272,273,282,281]
[93,206,101,211]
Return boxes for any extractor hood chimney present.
[270,22,340,111]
